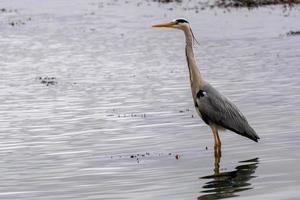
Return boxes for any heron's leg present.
[211,127,222,147]
[211,127,222,157]
[214,148,221,175]
[216,130,221,147]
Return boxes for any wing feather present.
[196,84,260,142]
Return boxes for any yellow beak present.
[152,21,177,28]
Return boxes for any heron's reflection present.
[198,148,259,200]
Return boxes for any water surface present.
[0,0,300,199]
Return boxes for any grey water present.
[0,0,300,199]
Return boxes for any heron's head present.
[152,18,199,45]
[152,18,190,31]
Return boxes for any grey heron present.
[152,19,260,154]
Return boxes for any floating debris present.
[130,153,148,159]
[9,20,24,26]
[152,0,183,3]
[0,8,18,13]
[287,30,300,36]
[38,76,58,86]
[128,151,178,161]
[129,153,150,163]
[216,0,300,8]
[1,7,31,27]
[179,108,192,113]
[148,0,299,10]
[108,112,147,118]
[8,17,32,26]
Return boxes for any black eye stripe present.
[176,19,189,24]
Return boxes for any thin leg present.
[216,131,221,146]
[211,127,222,157]
[214,148,221,175]
[211,127,222,147]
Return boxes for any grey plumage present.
[195,83,260,142]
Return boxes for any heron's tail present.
[244,126,260,142]
[223,123,260,142]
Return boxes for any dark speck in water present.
[38,76,58,86]
[287,30,300,36]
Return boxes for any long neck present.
[184,27,204,100]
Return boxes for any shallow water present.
[0,0,300,199]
